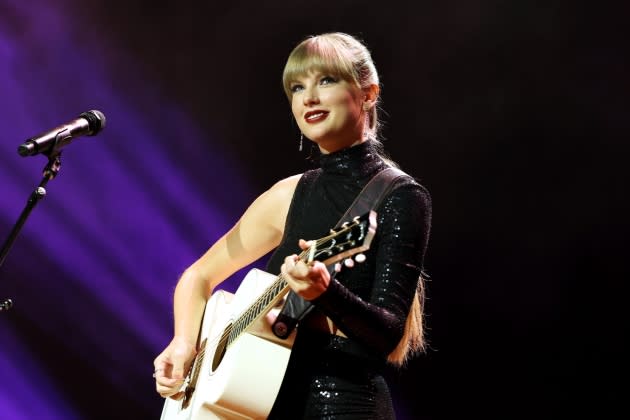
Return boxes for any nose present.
[303,85,320,106]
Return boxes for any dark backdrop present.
[0,1,626,419]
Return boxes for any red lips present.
[304,110,329,123]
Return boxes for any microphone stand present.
[0,151,63,312]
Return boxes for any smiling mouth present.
[305,111,329,123]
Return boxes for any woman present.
[154,32,432,419]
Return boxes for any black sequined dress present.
[266,141,432,419]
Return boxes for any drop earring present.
[299,133,304,151]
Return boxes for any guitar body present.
[161,269,295,420]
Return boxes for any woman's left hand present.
[281,239,330,300]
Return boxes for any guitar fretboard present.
[221,212,374,348]
[227,273,290,346]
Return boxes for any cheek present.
[340,96,362,121]
[338,90,360,111]
[291,106,309,133]
[291,100,302,122]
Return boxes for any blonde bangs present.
[282,37,359,99]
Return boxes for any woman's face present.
[289,69,365,154]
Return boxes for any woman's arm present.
[282,183,432,357]
[154,174,301,397]
[313,184,432,355]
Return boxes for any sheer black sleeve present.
[311,182,432,356]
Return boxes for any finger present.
[283,254,298,266]
[159,382,183,394]
[153,361,168,376]
[309,261,331,283]
[170,354,187,380]
[157,384,181,398]
[163,346,191,380]
[154,367,174,382]
[280,261,290,277]
[170,391,185,401]
[298,239,312,250]
[153,355,170,383]
[153,353,170,372]
[288,259,310,278]
[156,377,183,397]
[282,256,293,270]
[281,255,300,277]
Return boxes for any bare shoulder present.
[268,174,302,200]
[241,174,302,236]
[259,174,302,221]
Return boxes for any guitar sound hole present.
[212,324,230,371]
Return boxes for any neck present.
[318,137,368,154]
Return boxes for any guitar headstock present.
[302,210,377,267]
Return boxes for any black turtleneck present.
[266,140,432,359]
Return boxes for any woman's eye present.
[290,84,304,93]
[320,76,337,85]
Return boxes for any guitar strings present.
[194,221,363,362]
[189,261,300,373]
[183,221,366,380]
[217,240,350,343]
[191,246,309,366]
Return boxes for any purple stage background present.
[1,1,627,419]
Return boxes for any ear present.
[362,84,380,111]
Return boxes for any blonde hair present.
[282,32,381,139]
[387,275,427,366]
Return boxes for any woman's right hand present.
[153,336,197,398]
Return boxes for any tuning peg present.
[344,258,355,268]
[354,254,366,263]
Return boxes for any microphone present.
[18,110,106,157]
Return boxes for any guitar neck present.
[225,211,377,347]
[227,274,289,346]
